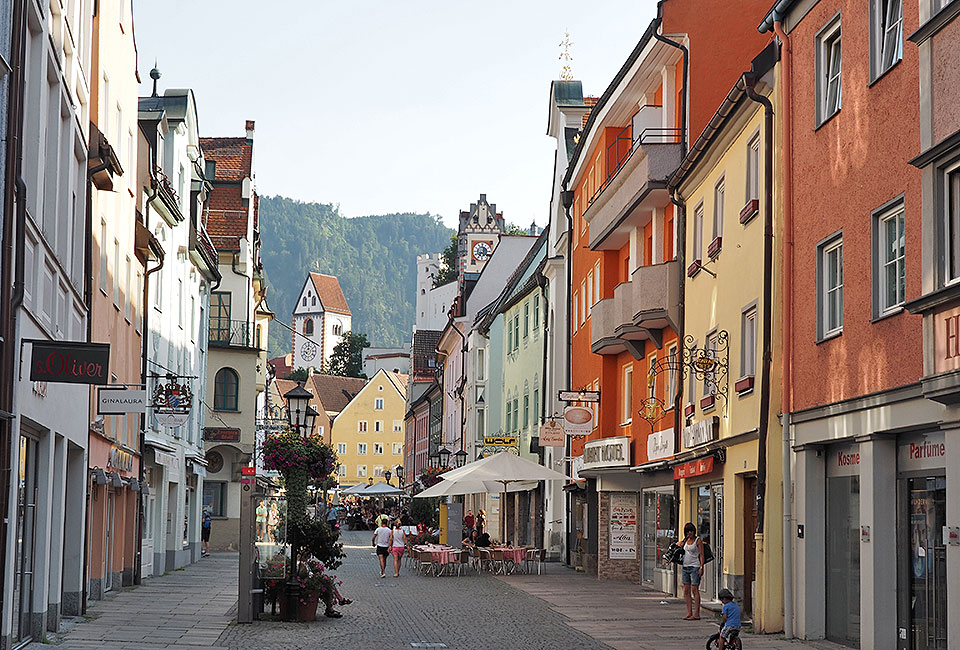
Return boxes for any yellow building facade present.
[332,369,407,488]
[670,52,783,632]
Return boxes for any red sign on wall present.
[203,427,240,442]
[673,456,714,480]
[29,340,110,385]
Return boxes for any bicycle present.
[706,622,742,650]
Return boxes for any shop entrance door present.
[742,476,757,617]
[13,435,39,645]
[105,491,116,591]
[826,475,860,646]
[693,484,723,601]
[904,476,947,650]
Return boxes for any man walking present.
[373,519,392,578]
[201,507,212,557]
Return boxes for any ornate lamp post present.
[453,449,468,468]
[282,382,314,621]
[395,465,404,486]
[438,446,451,469]
[428,452,440,469]
[384,470,392,485]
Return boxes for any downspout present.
[536,271,549,550]
[742,75,774,541]
[0,0,26,600]
[654,2,688,154]
[448,317,467,456]
[773,17,795,639]
[560,188,574,566]
[232,252,251,343]
[669,192,685,553]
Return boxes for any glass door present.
[826,476,860,646]
[105,492,115,591]
[13,435,38,644]
[693,484,723,601]
[906,476,947,650]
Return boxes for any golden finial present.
[559,30,574,81]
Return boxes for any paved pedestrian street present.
[39,530,851,650]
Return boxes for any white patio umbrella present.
[413,478,537,499]
[341,483,371,495]
[361,481,406,496]
[433,452,570,492]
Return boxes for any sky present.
[133,1,658,229]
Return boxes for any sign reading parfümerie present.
[29,340,110,385]
[582,436,630,470]
[98,389,147,414]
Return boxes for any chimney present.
[245,120,255,141]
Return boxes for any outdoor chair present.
[478,547,493,573]
[524,548,543,575]
[468,545,482,574]
[455,549,472,577]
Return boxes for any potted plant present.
[293,557,337,622]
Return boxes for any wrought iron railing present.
[209,319,254,348]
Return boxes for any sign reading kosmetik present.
[582,436,630,470]
[29,340,110,385]
[98,389,147,414]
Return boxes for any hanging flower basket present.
[263,430,337,483]
[419,466,452,488]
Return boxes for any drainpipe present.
[669,191,685,595]
[536,271,549,551]
[560,188,574,566]
[655,2,688,155]
[773,17,795,639]
[741,75,774,541]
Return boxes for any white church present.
[291,272,352,372]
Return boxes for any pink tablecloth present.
[415,545,458,564]
[493,547,526,563]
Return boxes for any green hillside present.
[258,195,454,355]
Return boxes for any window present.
[667,344,678,405]
[358,443,367,455]
[203,483,226,517]
[135,272,142,333]
[124,257,131,321]
[687,340,697,405]
[357,465,367,478]
[622,364,633,424]
[392,442,402,455]
[741,305,758,378]
[532,388,539,425]
[872,0,902,78]
[507,320,513,351]
[512,398,519,431]
[302,297,306,307]
[476,347,486,381]
[476,408,486,437]
[523,394,530,429]
[304,318,314,335]
[333,323,343,336]
[99,220,108,293]
[523,302,530,338]
[580,281,587,324]
[375,398,384,410]
[818,234,844,338]
[373,443,383,455]
[373,465,384,478]
[746,134,761,203]
[375,420,384,433]
[945,164,960,285]
[358,420,368,433]
[875,201,905,315]
[338,465,346,478]
[513,314,520,350]
[393,420,402,432]
[594,262,601,300]
[533,295,540,330]
[337,443,347,455]
[505,400,512,432]
[213,368,239,411]
[311,296,316,306]
[178,279,183,327]
[586,271,594,309]
[817,16,843,124]
[692,203,704,263]
[573,293,579,332]
[712,177,725,244]
[113,239,120,306]
[210,292,231,343]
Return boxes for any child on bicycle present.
[717,588,741,648]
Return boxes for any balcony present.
[585,106,683,251]
[209,319,257,349]
[591,281,646,358]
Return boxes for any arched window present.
[214,368,239,411]
[304,318,314,336]
[333,323,342,336]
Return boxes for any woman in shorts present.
[390,519,407,577]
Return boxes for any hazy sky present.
[133,1,657,228]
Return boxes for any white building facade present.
[290,272,351,372]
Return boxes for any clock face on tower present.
[300,341,317,362]
[472,241,493,263]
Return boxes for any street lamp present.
[438,447,451,468]
[304,405,318,435]
[428,452,440,469]
[281,381,315,621]
[395,465,404,485]
[453,449,468,468]
[283,382,313,433]
[384,470,392,485]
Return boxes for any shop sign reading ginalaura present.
[98,389,147,414]
[582,436,630,470]
[29,340,110,385]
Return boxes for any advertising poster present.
[609,492,637,560]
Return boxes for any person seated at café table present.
[476,532,491,547]
[462,529,479,547]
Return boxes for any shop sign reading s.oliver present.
[582,436,630,470]
[29,340,110,385]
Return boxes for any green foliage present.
[408,496,440,527]
[286,367,309,382]
[327,331,369,378]
[433,234,458,288]
[504,223,528,235]
[259,196,454,355]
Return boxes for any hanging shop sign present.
[683,417,719,449]
[609,492,638,560]
[28,340,110,385]
[582,436,630,470]
[673,456,714,480]
[152,379,193,427]
[98,388,147,414]
[558,390,600,403]
[647,428,674,461]
[480,435,520,457]
[934,305,960,374]
[562,405,594,436]
[204,427,241,442]
[107,446,134,473]
[539,420,565,447]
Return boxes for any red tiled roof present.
[309,374,367,414]
[582,96,599,128]
[202,131,254,250]
[309,273,351,315]
[269,354,294,379]
[200,136,251,182]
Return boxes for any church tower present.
[291,273,352,372]
[457,194,505,286]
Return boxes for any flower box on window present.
[735,376,755,394]
[740,199,759,224]
[700,394,715,411]
[687,259,702,278]
[707,236,722,258]
[684,403,695,418]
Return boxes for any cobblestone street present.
[40,530,849,650]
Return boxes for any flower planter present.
[299,594,321,622]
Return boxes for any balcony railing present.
[209,319,256,348]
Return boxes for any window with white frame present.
[817,16,843,124]
[580,281,587,324]
[667,344,678,405]
[712,177,725,244]
[693,203,704,263]
[946,163,960,285]
[113,239,120,306]
[337,465,346,478]
[337,443,347,455]
[594,262,600,299]
[504,399,512,432]
[622,364,633,424]
[392,442,402,455]
[124,256,132,321]
[871,0,902,78]
[533,388,539,425]
[587,270,594,309]
[373,443,383,455]
[746,133,761,204]
[512,398,519,431]
[741,305,758,378]
[374,397,384,410]
[523,394,530,429]
[99,220,108,293]
[373,465,384,478]
[513,314,520,350]
[357,465,366,477]
[533,295,540,330]
[818,234,844,338]
[476,408,486,437]
[524,301,530,338]
[573,293,579,332]
[374,420,383,433]
[875,201,905,315]
[357,443,367,455]
[476,347,486,380]
[393,420,402,432]
[358,420,368,433]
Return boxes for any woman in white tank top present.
[390,520,407,577]
[677,522,704,620]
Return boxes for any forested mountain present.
[258,195,454,355]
